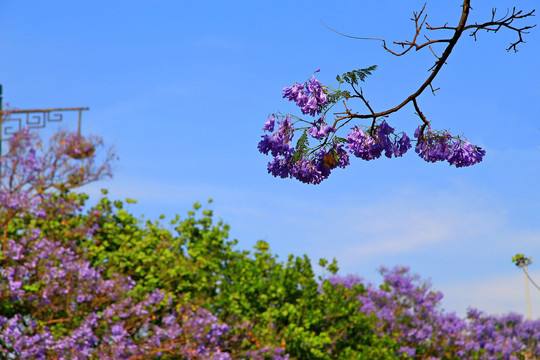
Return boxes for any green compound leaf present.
[290,151,304,164]
[321,90,351,112]
[326,90,351,106]
[291,130,309,164]
[340,65,377,86]
[295,130,309,152]
[333,137,348,144]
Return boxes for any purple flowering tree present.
[327,266,540,359]
[0,128,114,237]
[0,128,289,359]
[258,0,534,184]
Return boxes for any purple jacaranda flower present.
[267,156,292,179]
[447,139,486,168]
[323,266,540,359]
[306,75,323,93]
[415,126,486,167]
[346,121,403,160]
[281,73,327,117]
[290,156,329,185]
[301,96,319,116]
[308,124,335,140]
[282,83,304,101]
[263,115,275,132]
[346,127,383,160]
[258,116,296,158]
[394,133,412,157]
[294,90,309,108]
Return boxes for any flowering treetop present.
[258,0,535,185]
[0,128,293,359]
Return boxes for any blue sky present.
[1,1,539,318]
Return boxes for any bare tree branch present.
[464,8,536,52]
[323,0,534,130]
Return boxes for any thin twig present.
[322,0,534,128]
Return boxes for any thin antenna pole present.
[78,109,82,135]
[512,254,535,320]
[524,264,532,320]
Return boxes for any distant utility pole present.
[0,84,89,156]
[512,254,540,321]
[523,260,532,321]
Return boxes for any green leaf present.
[327,258,339,274]
[290,151,303,164]
[340,65,377,86]
[322,90,351,111]
[295,130,309,152]
[290,130,309,164]
[333,137,348,144]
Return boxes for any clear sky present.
[1,1,539,318]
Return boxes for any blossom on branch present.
[258,1,533,184]
[414,126,486,167]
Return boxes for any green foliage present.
[513,253,532,267]
[69,195,401,359]
[295,130,309,153]
[3,186,404,358]
[291,130,309,163]
[336,65,377,86]
[322,65,376,112]
[324,90,351,108]
[332,137,349,145]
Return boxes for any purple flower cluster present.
[260,74,415,184]
[0,214,195,359]
[346,121,412,160]
[1,128,113,216]
[326,266,540,359]
[260,72,489,184]
[282,73,328,116]
[258,115,349,184]
[257,115,295,158]
[258,112,485,184]
[266,153,333,185]
[0,129,43,212]
[259,116,412,184]
[415,126,486,167]
[308,117,335,140]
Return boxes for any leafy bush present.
[0,129,288,359]
[66,195,400,359]
[3,128,540,359]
